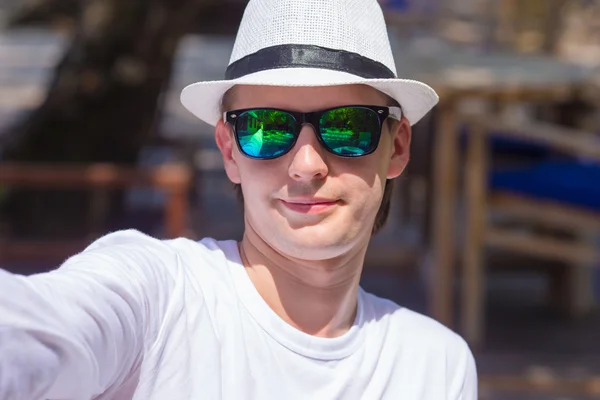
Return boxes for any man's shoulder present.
[71,229,236,275]
[83,229,167,251]
[363,292,478,398]
[363,290,471,354]
[74,229,188,264]
[82,229,224,253]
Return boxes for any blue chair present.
[458,124,554,160]
[491,161,600,211]
[460,115,600,347]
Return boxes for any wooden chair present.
[460,112,600,347]
[0,162,193,264]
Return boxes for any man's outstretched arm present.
[0,230,179,400]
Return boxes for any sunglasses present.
[223,105,402,160]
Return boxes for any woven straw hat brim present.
[180,67,439,127]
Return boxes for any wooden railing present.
[0,162,193,263]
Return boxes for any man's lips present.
[279,198,341,214]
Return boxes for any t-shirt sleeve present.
[449,334,478,400]
[0,230,181,399]
[459,343,478,400]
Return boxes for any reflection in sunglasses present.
[241,127,264,156]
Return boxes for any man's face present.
[215,84,411,260]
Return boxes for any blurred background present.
[1,0,600,398]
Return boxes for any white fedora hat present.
[180,0,439,126]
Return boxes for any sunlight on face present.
[223,84,407,260]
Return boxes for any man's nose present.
[288,125,329,182]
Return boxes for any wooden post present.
[568,231,596,317]
[462,117,488,347]
[541,0,568,55]
[430,96,459,327]
[165,187,189,239]
[160,164,192,238]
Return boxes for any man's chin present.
[272,228,357,260]
[250,212,363,259]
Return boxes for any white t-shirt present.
[0,230,477,400]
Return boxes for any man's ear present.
[386,117,411,179]
[215,120,241,184]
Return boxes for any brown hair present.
[220,87,399,235]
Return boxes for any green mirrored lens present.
[236,110,296,158]
[319,107,379,156]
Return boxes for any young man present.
[0,0,477,399]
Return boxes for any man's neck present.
[238,228,368,338]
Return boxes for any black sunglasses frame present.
[223,105,403,160]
